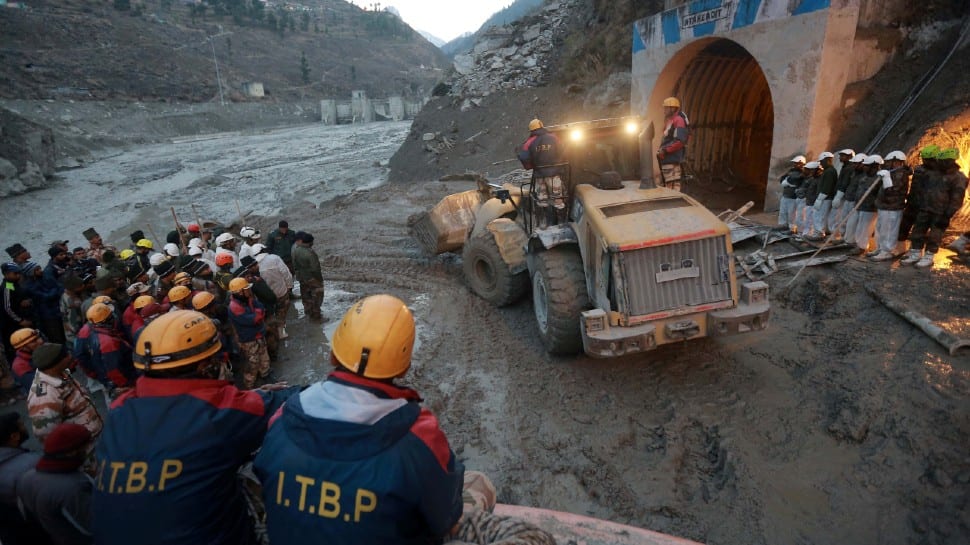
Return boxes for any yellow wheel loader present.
[410,116,770,357]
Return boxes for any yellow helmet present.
[11,328,41,350]
[192,291,215,311]
[133,310,222,371]
[133,295,155,310]
[173,272,192,286]
[662,97,681,108]
[87,302,113,324]
[119,249,135,261]
[168,285,192,304]
[528,118,543,131]
[136,238,154,249]
[331,294,415,379]
[228,277,251,293]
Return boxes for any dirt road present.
[3,116,968,545]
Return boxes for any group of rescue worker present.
[777,146,969,266]
[1,221,555,545]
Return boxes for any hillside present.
[0,0,449,102]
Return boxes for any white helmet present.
[818,151,834,161]
[837,148,855,157]
[864,154,884,165]
[215,232,234,246]
[885,150,907,161]
[188,246,203,257]
[239,227,260,239]
[149,253,168,267]
[849,153,867,163]
[188,237,203,248]
[163,243,180,257]
[790,155,807,164]
[251,243,267,256]
[804,161,820,170]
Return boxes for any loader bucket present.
[409,189,486,254]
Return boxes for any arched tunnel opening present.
[663,39,774,211]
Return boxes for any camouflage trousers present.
[239,338,270,389]
[448,471,555,545]
[534,175,567,227]
[301,279,324,320]
[660,163,683,192]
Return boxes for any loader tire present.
[462,232,529,307]
[532,246,590,355]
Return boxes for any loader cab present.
[546,117,644,193]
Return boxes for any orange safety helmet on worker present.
[253,295,464,545]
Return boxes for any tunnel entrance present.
[658,39,774,212]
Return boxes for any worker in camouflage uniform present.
[227,278,270,388]
[901,147,969,267]
[292,232,324,321]
[27,342,103,466]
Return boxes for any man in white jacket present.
[253,244,293,339]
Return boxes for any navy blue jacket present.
[254,371,464,545]
[518,128,562,178]
[92,377,297,545]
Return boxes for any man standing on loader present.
[518,118,566,227]
[657,97,690,192]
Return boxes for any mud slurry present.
[308,178,968,545]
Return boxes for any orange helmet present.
[10,328,41,350]
[168,285,192,304]
[133,310,222,371]
[215,253,234,267]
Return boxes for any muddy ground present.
[1,106,968,545]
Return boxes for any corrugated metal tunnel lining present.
[672,39,774,209]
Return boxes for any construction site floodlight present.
[570,129,584,142]
[625,121,639,134]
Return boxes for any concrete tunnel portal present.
[657,37,774,209]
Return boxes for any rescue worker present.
[254,243,293,339]
[899,146,939,249]
[26,342,103,460]
[192,292,234,365]
[82,228,115,264]
[840,153,868,246]
[22,261,64,344]
[5,243,30,266]
[656,97,690,192]
[518,118,567,226]
[227,278,270,388]
[73,303,135,398]
[292,232,324,321]
[215,232,241,270]
[0,412,44,545]
[167,285,194,312]
[778,155,806,232]
[213,252,236,298]
[133,239,153,273]
[60,274,86,346]
[798,161,822,238]
[17,423,94,545]
[810,152,837,240]
[870,150,911,261]
[10,328,43,394]
[265,220,297,272]
[123,295,153,341]
[236,256,279,361]
[851,154,884,255]
[902,147,968,267]
[2,262,33,362]
[92,310,296,545]
[150,260,177,301]
[238,226,261,261]
[254,294,465,545]
[828,149,856,240]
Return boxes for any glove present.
[813,194,827,210]
[878,170,893,189]
[832,191,844,209]
[781,176,792,188]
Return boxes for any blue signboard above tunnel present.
[634,0,832,51]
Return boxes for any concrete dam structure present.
[320,91,426,125]
[632,0,900,211]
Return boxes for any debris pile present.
[448,1,578,110]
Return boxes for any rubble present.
[447,1,579,103]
